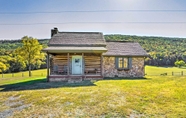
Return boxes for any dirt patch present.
[129,110,146,118]
[0,96,31,118]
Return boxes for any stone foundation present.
[103,57,145,77]
[48,75,103,82]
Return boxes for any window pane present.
[124,58,128,68]
[118,58,123,68]
[75,59,79,63]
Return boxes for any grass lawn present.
[145,65,186,76]
[0,67,186,117]
[0,69,47,78]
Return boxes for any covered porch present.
[44,47,107,82]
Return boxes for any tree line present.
[0,35,186,74]
[105,35,186,67]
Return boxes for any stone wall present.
[103,57,145,77]
[49,76,103,82]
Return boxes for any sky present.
[0,0,186,40]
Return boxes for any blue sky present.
[0,0,186,39]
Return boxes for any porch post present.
[82,53,84,76]
[101,53,103,76]
[47,52,50,82]
[67,53,70,76]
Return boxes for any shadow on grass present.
[0,78,96,92]
[104,77,150,80]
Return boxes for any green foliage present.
[0,53,27,73]
[15,36,45,76]
[0,39,48,51]
[8,54,26,72]
[0,62,7,72]
[174,60,186,68]
[0,56,11,73]
[105,35,186,66]
[0,39,48,73]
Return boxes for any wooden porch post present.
[82,53,84,76]
[101,54,103,76]
[47,52,50,82]
[82,53,84,80]
[67,53,70,76]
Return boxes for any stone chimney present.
[51,27,58,37]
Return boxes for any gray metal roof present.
[103,42,148,56]
[48,32,106,46]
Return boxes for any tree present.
[174,60,186,68]
[0,62,7,73]
[0,56,10,73]
[8,54,26,72]
[15,36,45,76]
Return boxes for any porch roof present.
[42,46,107,53]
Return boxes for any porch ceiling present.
[42,46,107,53]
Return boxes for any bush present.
[174,60,186,68]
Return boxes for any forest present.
[105,35,186,66]
[0,35,186,73]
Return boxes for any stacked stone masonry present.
[49,76,103,82]
[103,57,145,77]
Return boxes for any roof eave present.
[48,44,107,47]
[42,49,107,53]
[103,54,149,57]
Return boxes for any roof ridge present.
[58,31,103,34]
[106,40,136,43]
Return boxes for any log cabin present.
[42,28,148,82]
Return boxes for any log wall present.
[50,53,101,75]
[103,57,145,77]
[50,54,68,75]
[84,54,101,75]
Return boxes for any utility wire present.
[0,22,186,25]
[0,10,186,14]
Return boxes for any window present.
[115,57,132,69]
[118,58,123,68]
[75,59,80,63]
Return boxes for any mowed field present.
[0,66,186,118]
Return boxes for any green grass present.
[0,69,47,78]
[0,66,186,117]
[145,65,186,76]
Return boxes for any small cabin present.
[43,28,148,82]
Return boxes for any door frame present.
[72,56,83,75]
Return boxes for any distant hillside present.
[0,39,49,49]
[105,35,186,66]
[0,35,186,67]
